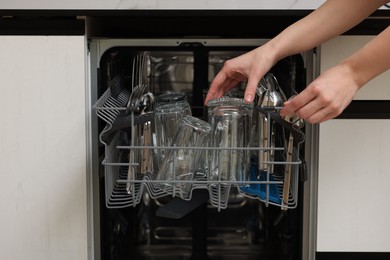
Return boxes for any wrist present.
[339,57,369,90]
[337,60,365,92]
[260,40,285,67]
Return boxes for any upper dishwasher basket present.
[92,45,306,211]
[92,88,304,211]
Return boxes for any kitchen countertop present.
[0,0,328,10]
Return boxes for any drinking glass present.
[154,99,192,169]
[156,115,212,198]
[208,100,253,186]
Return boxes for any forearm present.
[279,25,390,124]
[341,26,390,88]
[265,0,389,61]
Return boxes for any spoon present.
[258,74,286,172]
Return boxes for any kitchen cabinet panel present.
[0,36,88,260]
[317,35,390,252]
[317,120,390,251]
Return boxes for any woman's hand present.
[204,46,276,105]
[277,25,390,124]
[204,1,389,123]
[205,49,360,124]
[279,63,360,124]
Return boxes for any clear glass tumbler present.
[208,101,253,186]
[154,100,192,169]
[156,115,212,198]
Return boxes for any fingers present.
[244,71,262,103]
[204,48,273,105]
[204,62,244,105]
[279,86,345,124]
[279,89,331,124]
[204,73,228,105]
[204,79,239,105]
[279,87,316,116]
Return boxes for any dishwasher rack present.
[93,88,305,211]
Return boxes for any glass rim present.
[206,96,254,109]
[209,105,253,116]
[180,115,212,132]
[154,101,190,113]
[157,92,188,103]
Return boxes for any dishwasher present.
[89,36,313,260]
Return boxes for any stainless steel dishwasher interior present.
[91,39,309,260]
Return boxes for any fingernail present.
[245,94,253,103]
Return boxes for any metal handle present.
[282,133,294,210]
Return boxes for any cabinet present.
[0,36,88,260]
[317,36,390,252]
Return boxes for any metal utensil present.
[140,92,155,175]
[126,84,150,194]
[281,92,304,210]
[258,73,286,172]
[260,74,285,108]
[281,132,294,210]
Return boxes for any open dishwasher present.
[90,38,310,260]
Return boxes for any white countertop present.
[1,0,327,10]
[2,0,389,12]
